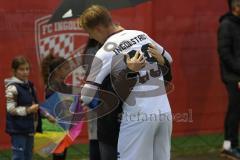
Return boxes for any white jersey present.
[84,30,172,115]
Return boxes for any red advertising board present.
[0,0,229,148]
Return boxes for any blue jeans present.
[11,134,34,160]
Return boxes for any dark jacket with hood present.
[5,77,42,135]
[217,12,240,83]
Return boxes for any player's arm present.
[145,34,173,63]
[80,52,112,105]
[144,33,173,82]
[147,44,165,65]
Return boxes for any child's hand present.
[27,104,39,114]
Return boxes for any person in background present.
[82,38,102,160]
[5,56,55,160]
[41,54,69,160]
[218,0,240,159]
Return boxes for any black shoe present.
[221,148,240,160]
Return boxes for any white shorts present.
[118,112,172,160]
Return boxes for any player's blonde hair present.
[79,5,113,30]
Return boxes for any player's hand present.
[147,44,165,65]
[126,51,146,72]
[76,77,86,86]
[79,98,89,111]
[79,98,89,121]
[27,104,39,114]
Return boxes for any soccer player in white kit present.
[80,5,173,160]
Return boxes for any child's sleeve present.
[6,85,28,116]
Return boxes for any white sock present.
[223,140,231,150]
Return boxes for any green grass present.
[0,134,223,159]
[42,119,63,132]
[0,144,89,160]
[0,120,224,159]
[171,134,223,157]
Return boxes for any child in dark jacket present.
[5,56,55,160]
